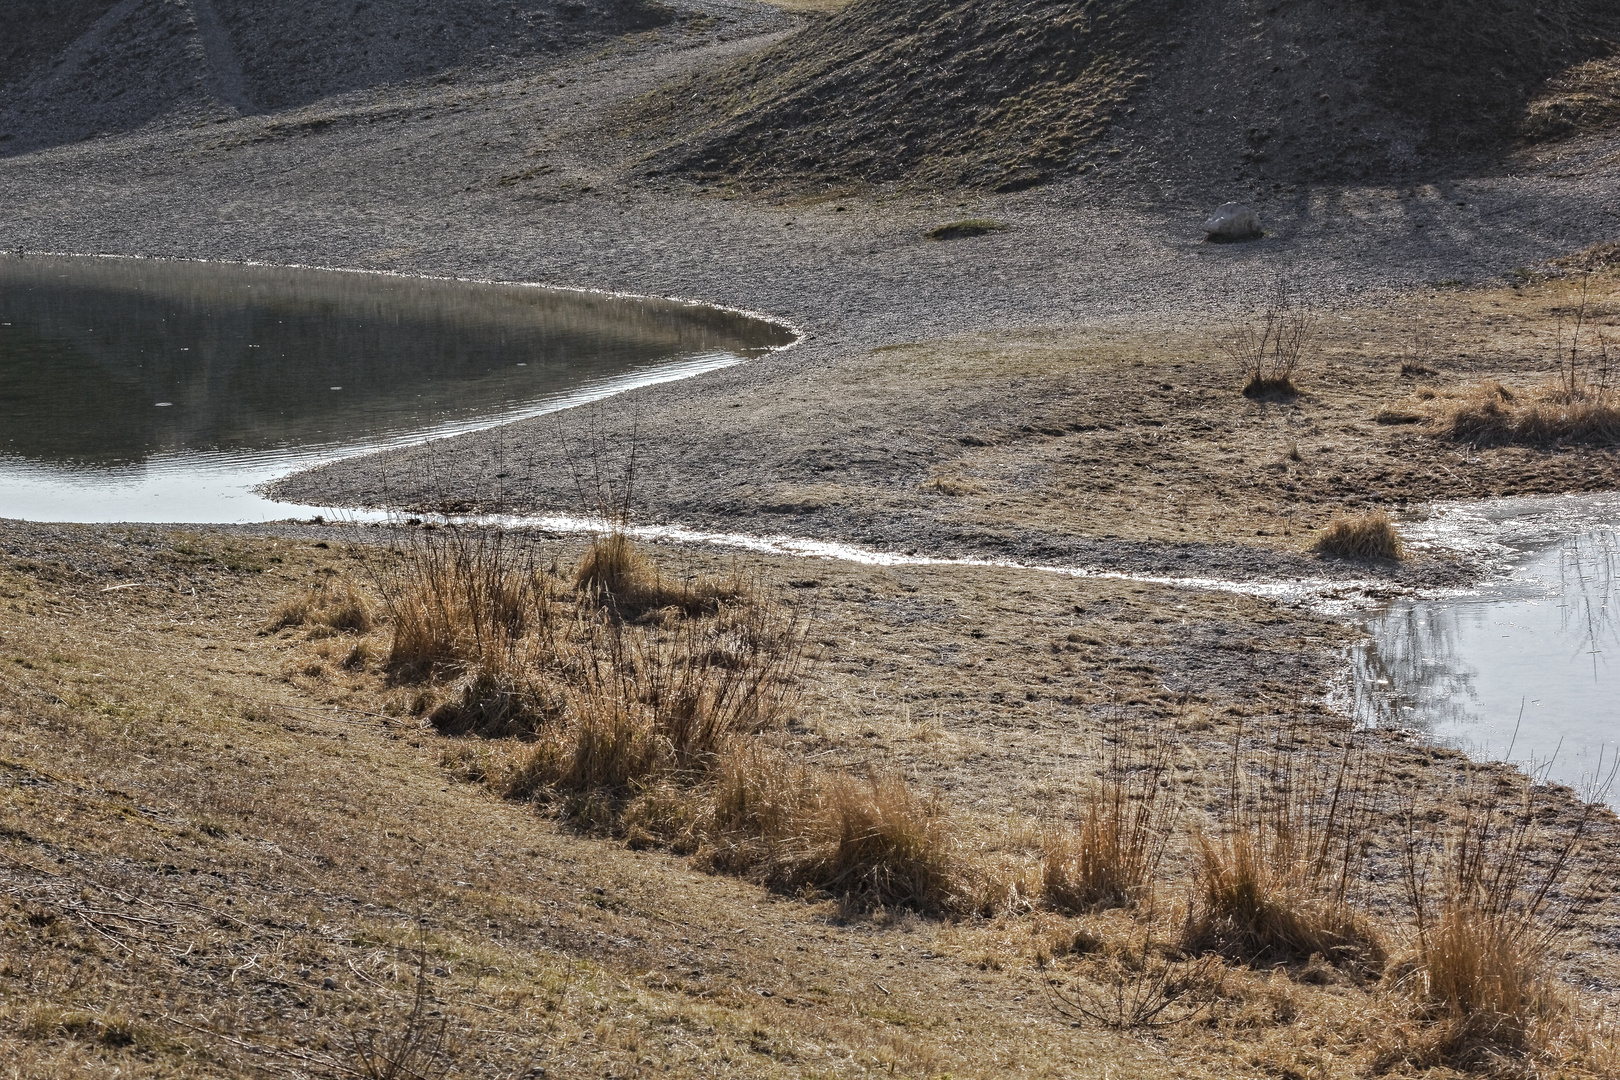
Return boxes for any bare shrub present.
[1041,722,1174,914]
[340,936,452,1080]
[1181,729,1386,971]
[1310,509,1406,560]
[1226,294,1311,399]
[1047,935,1223,1029]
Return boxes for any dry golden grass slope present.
[2,523,1619,1078]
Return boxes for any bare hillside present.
[0,0,673,156]
[632,0,1620,193]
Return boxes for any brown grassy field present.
[3,521,1618,1078]
[771,271,1620,553]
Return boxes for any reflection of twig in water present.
[1353,601,1479,733]
[1555,528,1618,681]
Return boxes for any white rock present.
[1202,202,1262,241]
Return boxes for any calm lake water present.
[1354,496,1619,804]
[0,256,793,522]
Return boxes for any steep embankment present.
[0,0,673,156]
[633,0,1620,193]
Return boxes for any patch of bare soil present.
[3,523,1618,1078]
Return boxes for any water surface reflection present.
[0,256,792,521]
[1355,521,1618,802]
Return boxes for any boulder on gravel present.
[1202,203,1262,241]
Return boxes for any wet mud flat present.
[276,274,1620,597]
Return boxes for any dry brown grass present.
[573,530,651,596]
[1310,509,1405,561]
[1380,771,1609,1071]
[370,527,544,678]
[574,530,741,617]
[6,523,1620,1078]
[265,576,374,636]
[369,527,973,912]
[1041,724,1174,914]
[373,529,802,805]
[1181,732,1386,971]
[790,771,957,912]
[1439,379,1620,447]
[1434,282,1620,448]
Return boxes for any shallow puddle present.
[0,256,792,522]
[1355,495,1619,805]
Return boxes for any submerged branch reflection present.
[1354,523,1618,800]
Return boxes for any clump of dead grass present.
[1378,769,1609,1072]
[1433,281,1620,447]
[696,748,961,912]
[1181,729,1386,972]
[1439,379,1620,447]
[374,529,546,679]
[264,577,374,636]
[358,525,972,914]
[1310,509,1405,561]
[575,531,740,617]
[1041,722,1174,914]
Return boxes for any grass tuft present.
[573,531,652,597]
[265,579,374,636]
[1040,723,1173,914]
[1181,730,1387,971]
[1310,509,1405,561]
[1439,379,1620,446]
[1379,769,1607,1071]
[926,219,1006,241]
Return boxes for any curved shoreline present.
[5,248,811,346]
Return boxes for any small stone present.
[1202,202,1262,241]
[321,976,338,990]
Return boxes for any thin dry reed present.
[1182,727,1386,970]
[1382,767,1608,1069]
[1041,721,1174,913]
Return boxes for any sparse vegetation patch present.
[926,219,1006,241]
[1310,510,1406,561]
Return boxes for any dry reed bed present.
[280,525,1620,1075]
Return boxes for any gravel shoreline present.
[4,2,1620,585]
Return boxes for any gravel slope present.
[3,1,1620,583]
